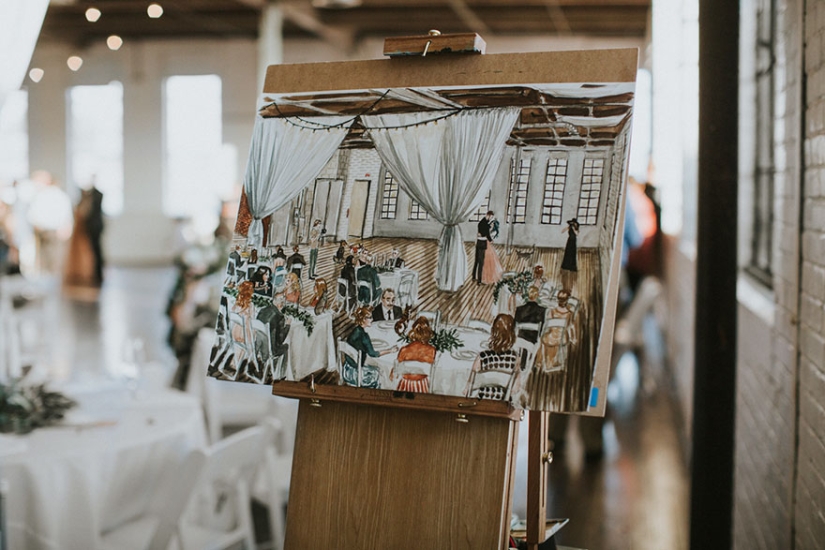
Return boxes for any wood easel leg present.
[526,410,549,550]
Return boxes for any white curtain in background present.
[364,108,519,291]
[243,115,353,249]
[0,0,49,111]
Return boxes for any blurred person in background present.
[26,172,73,278]
[64,177,105,291]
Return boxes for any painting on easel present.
[207,51,636,414]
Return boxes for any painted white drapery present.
[242,115,353,249]
[364,108,519,291]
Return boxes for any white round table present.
[0,384,206,550]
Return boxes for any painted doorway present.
[347,179,371,239]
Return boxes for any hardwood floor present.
[43,265,688,550]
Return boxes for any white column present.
[258,3,284,96]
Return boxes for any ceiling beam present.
[446,0,490,34]
[279,1,356,51]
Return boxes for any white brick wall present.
[795,0,825,546]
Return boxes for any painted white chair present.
[417,310,440,329]
[515,321,542,344]
[467,318,490,332]
[513,336,539,372]
[466,368,516,401]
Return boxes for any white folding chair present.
[396,271,416,308]
[513,337,539,371]
[417,310,440,329]
[357,280,375,306]
[250,317,273,384]
[540,317,570,373]
[176,427,267,550]
[98,448,208,550]
[467,318,491,332]
[515,321,542,344]
[466,368,516,401]
[391,360,432,393]
[254,418,294,550]
[338,339,363,387]
[336,277,351,313]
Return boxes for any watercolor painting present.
[207,79,635,413]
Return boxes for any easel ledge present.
[271,379,523,421]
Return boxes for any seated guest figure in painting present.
[251,266,273,297]
[392,316,436,393]
[334,240,347,264]
[531,264,547,292]
[310,277,332,314]
[515,286,547,344]
[389,248,405,269]
[339,255,358,311]
[272,245,287,268]
[284,272,302,305]
[227,244,244,281]
[464,313,521,400]
[231,280,257,365]
[537,290,577,371]
[255,292,290,379]
[356,254,382,306]
[343,306,398,389]
[372,288,403,321]
[287,245,306,279]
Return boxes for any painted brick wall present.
[335,148,382,240]
[795,0,825,546]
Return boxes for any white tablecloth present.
[364,322,489,396]
[0,385,206,550]
[377,268,419,308]
[285,310,337,382]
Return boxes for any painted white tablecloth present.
[285,310,337,382]
[377,268,419,308]
[364,321,490,396]
[0,384,206,550]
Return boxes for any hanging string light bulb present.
[147,3,164,18]
[85,7,101,22]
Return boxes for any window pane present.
[164,75,231,229]
[0,90,29,184]
[68,82,124,216]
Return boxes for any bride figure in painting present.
[481,215,504,285]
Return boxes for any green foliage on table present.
[397,327,464,353]
[282,305,315,336]
[222,287,316,336]
[0,380,77,434]
[493,270,533,304]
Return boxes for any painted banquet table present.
[364,321,491,396]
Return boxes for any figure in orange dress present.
[392,316,436,393]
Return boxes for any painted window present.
[506,157,531,224]
[469,191,491,222]
[380,170,398,219]
[576,158,604,225]
[409,199,429,220]
[541,156,568,224]
[68,82,124,216]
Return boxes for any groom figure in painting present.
[473,211,494,285]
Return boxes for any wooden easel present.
[263,36,637,549]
